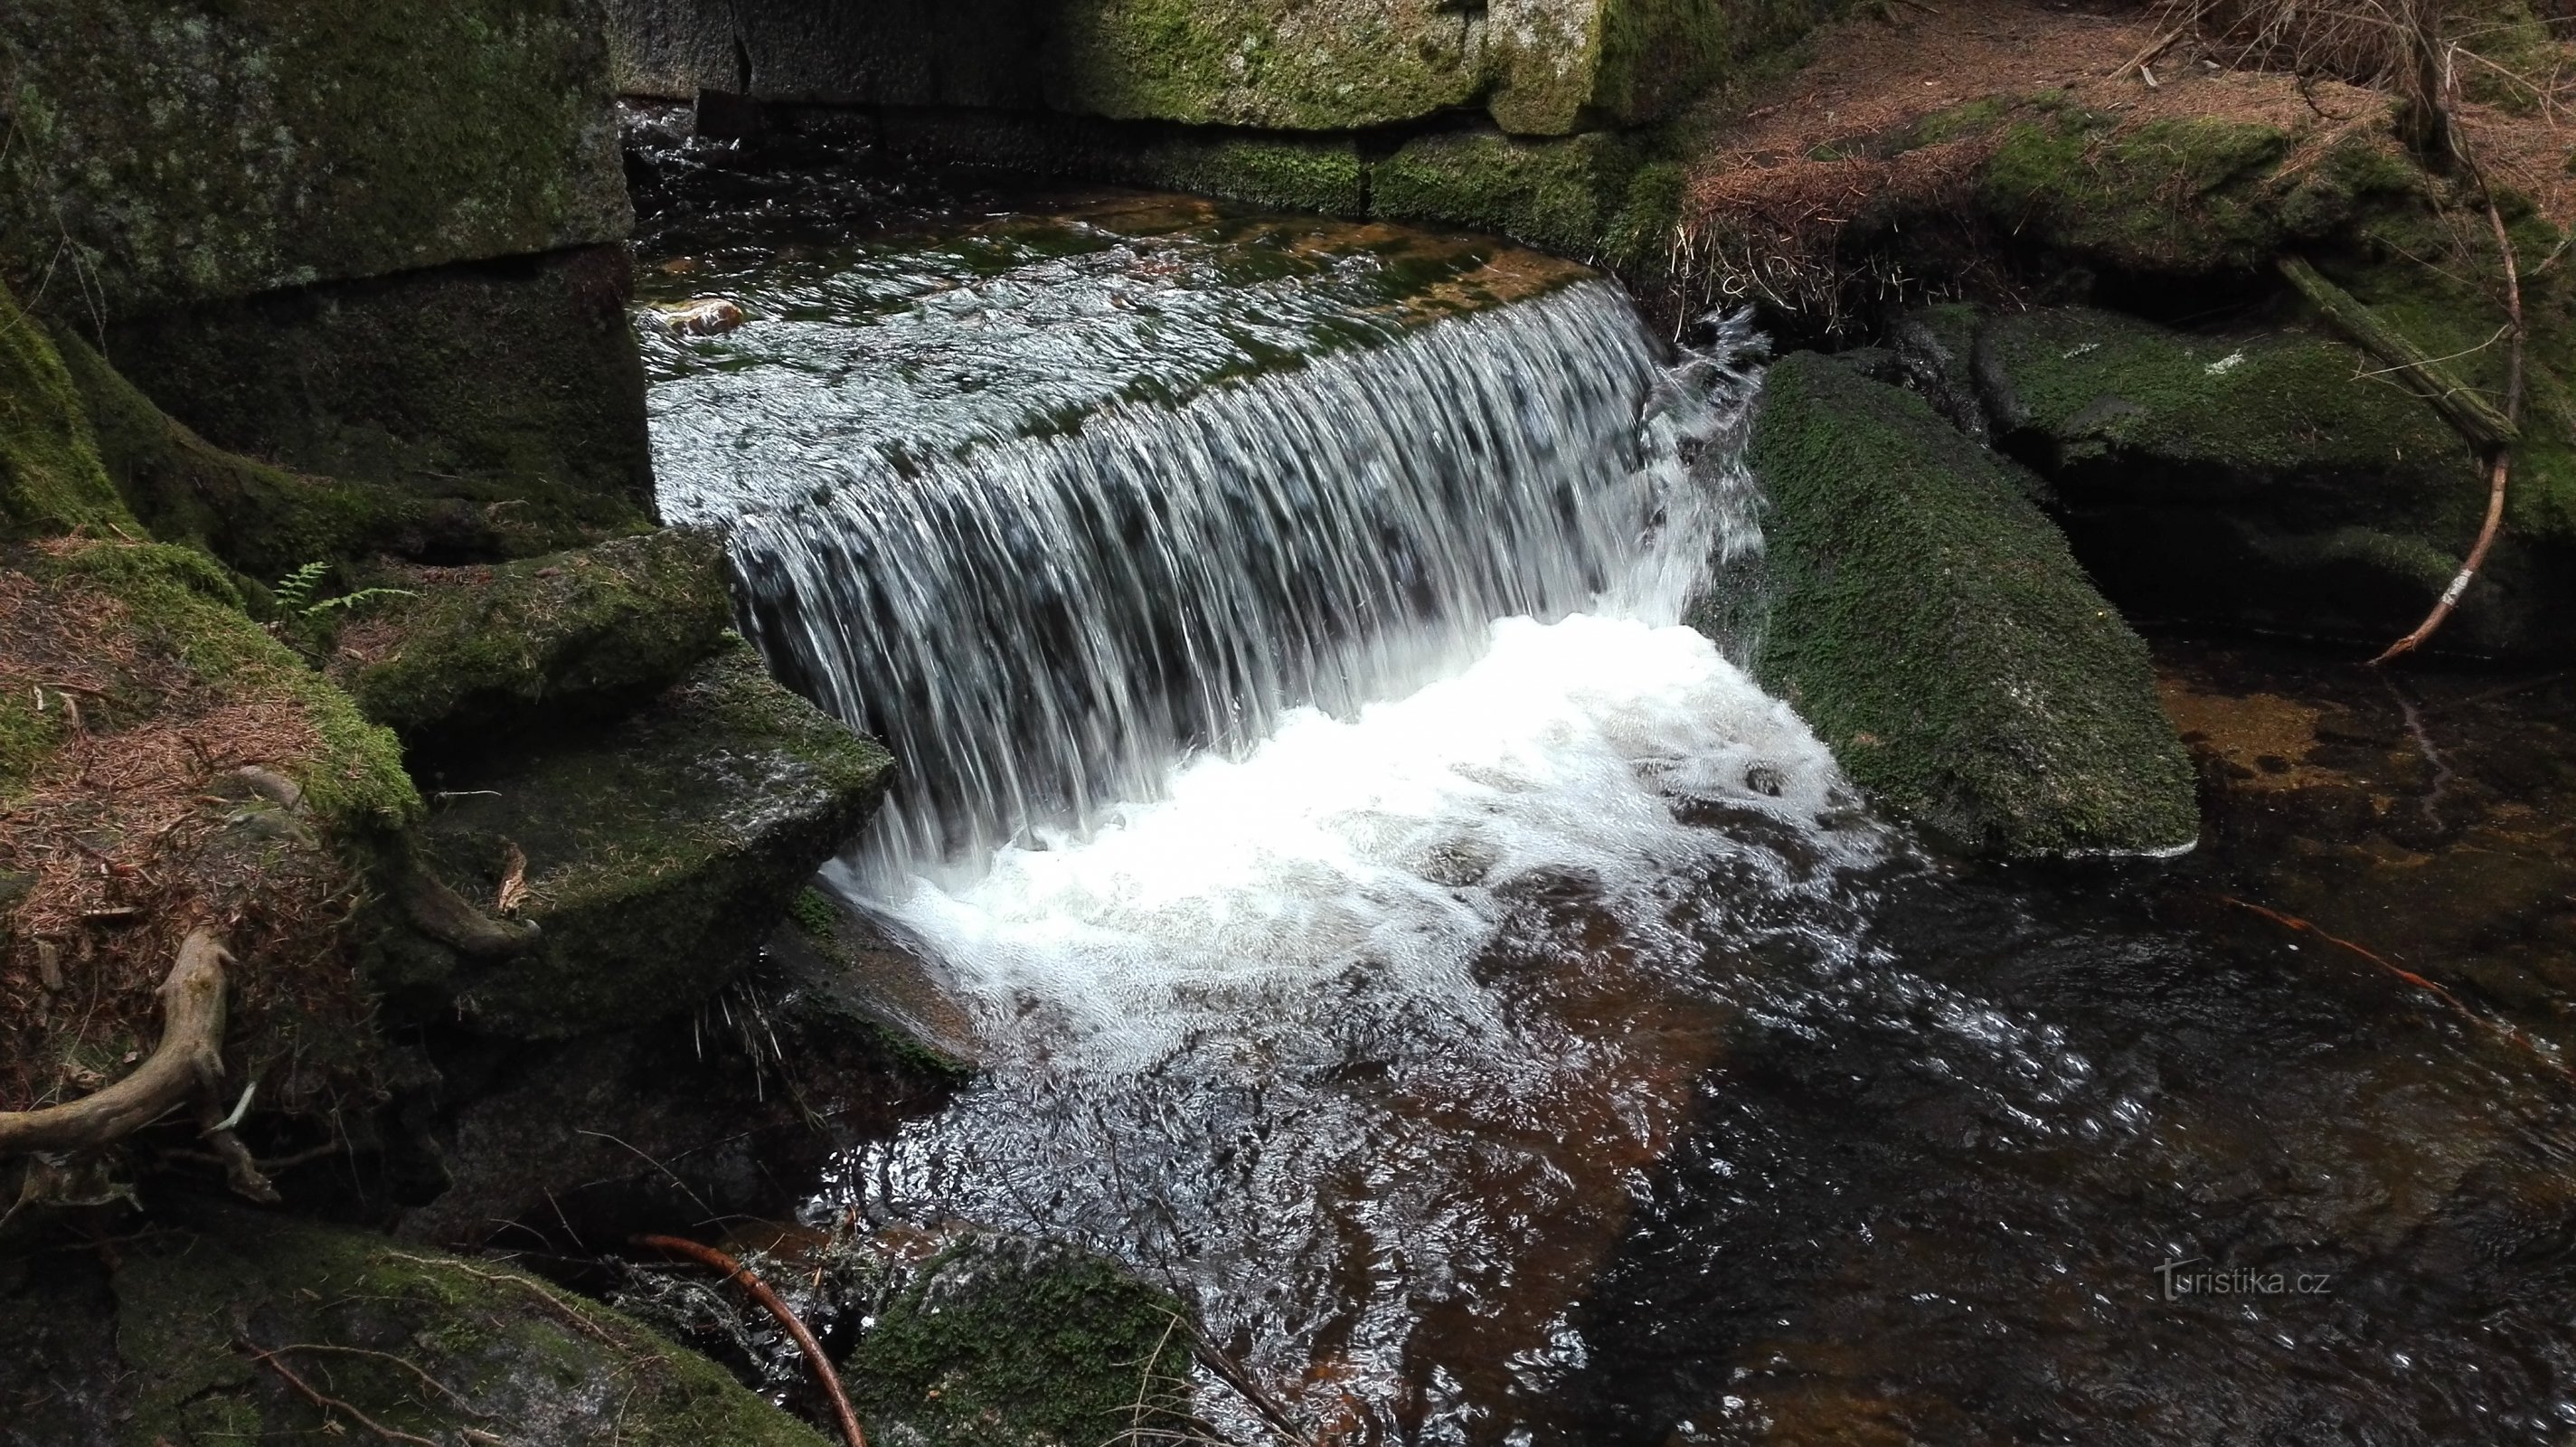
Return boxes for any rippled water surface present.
[641,181,2576,1444]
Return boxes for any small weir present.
[643,193,2576,1445]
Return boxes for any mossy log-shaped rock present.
[1711,351,2197,856]
[376,638,893,1038]
[846,1232,1195,1447]
[0,0,629,320]
[100,1205,832,1446]
[330,528,735,750]
[1957,306,2573,658]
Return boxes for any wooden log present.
[0,929,230,1156]
[2278,255,2518,452]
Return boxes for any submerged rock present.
[52,1204,832,1446]
[374,638,894,1037]
[329,527,736,751]
[1710,350,2197,857]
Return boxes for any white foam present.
[871,610,1860,1070]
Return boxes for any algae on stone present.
[1373,128,1652,262]
[1711,350,2196,856]
[378,638,893,1037]
[330,527,734,748]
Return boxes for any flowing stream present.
[641,190,2576,1444]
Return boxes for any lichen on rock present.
[1707,350,2198,856]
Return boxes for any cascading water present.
[699,280,1738,884]
[637,193,2576,1446]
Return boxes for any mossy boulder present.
[1975,110,2423,279]
[329,528,734,751]
[1958,305,2574,656]
[99,245,656,530]
[376,638,893,1037]
[0,0,629,320]
[1708,350,2196,856]
[101,1204,830,1447]
[845,1232,1194,1447]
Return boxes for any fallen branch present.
[2221,896,2571,1083]
[2373,57,2526,664]
[2278,255,2518,451]
[0,929,230,1157]
[633,1234,867,1447]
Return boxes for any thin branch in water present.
[632,1234,868,1447]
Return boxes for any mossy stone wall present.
[100,245,656,532]
[0,0,630,321]
[605,0,1835,135]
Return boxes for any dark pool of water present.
[1546,644,2576,1446]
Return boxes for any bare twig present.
[633,1234,868,1447]
[1180,1320,1320,1447]
[240,1339,442,1447]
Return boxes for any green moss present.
[1604,159,1689,272]
[1373,128,1648,260]
[2326,198,2576,551]
[381,638,893,1037]
[330,527,734,747]
[1043,0,1486,130]
[26,540,417,828]
[788,885,837,938]
[1137,134,1369,214]
[1711,352,2196,856]
[114,1207,830,1447]
[1980,113,2297,274]
[0,0,629,319]
[0,686,62,799]
[0,281,137,540]
[1980,307,2475,528]
[847,1234,1194,1447]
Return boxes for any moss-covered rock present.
[1709,350,2196,856]
[104,1204,830,1447]
[0,0,629,320]
[1975,109,2422,279]
[329,528,734,750]
[376,638,893,1037]
[99,244,656,530]
[845,1232,1194,1447]
[0,282,137,541]
[19,540,419,829]
[1944,305,2573,657]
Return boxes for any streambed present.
[636,184,2576,1443]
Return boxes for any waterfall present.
[712,279,1754,885]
